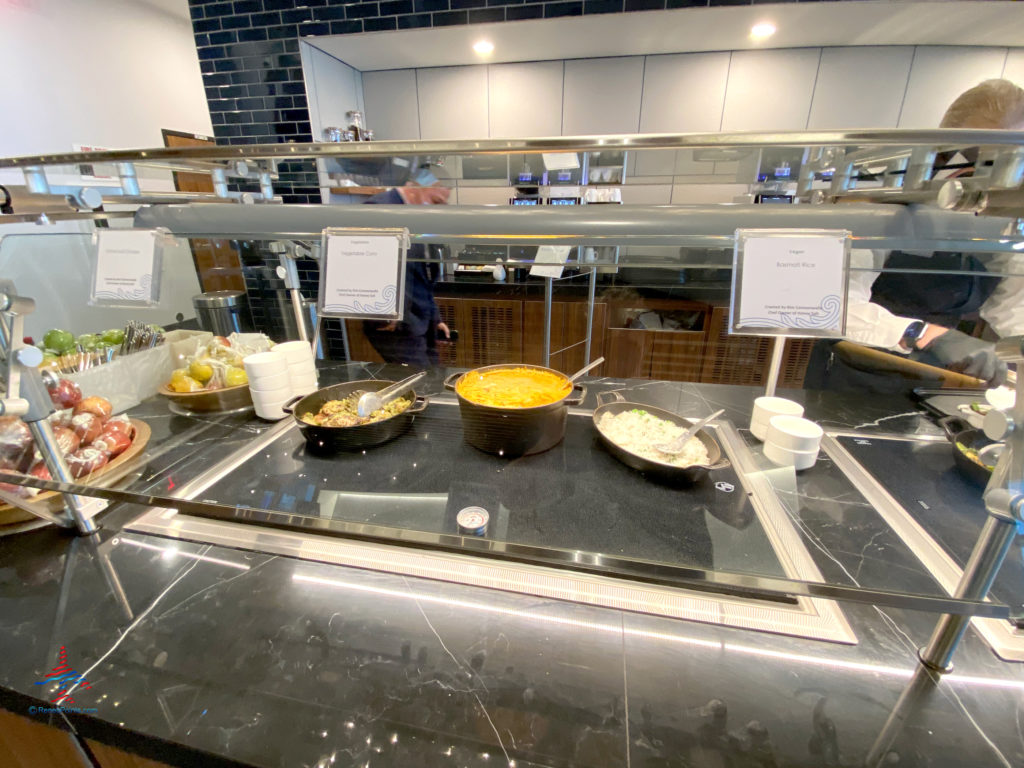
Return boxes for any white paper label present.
[91,229,159,304]
[735,234,846,334]
[529,245,572,279]
[322,234,401,316]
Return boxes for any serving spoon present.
[655,409,724,455]
[568,357,605,383]
[356,371,427,418]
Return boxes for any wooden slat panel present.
[700,306,772,386]
[780,338,816,389]
[343,320,385,364]
[524,301,607,374]
[87,740,176,768]
[466,299,523,366]
[649,330,705,382]
[0,709,90,768]
[603,329,654,379]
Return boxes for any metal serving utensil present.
[567,356,605,383]
[655,409,725,455]
[356,371,427,418]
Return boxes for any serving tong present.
[356,371,427,417]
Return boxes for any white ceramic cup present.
[750,397,804,441]
[275,340,315,365]
[244,351,288,379]
[763,440,819,471]
[248,369,291,394]
[766,415,823,453]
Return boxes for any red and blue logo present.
[34,646,92,706]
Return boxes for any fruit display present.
[34,322,165,375]
[0,380,142,501]
[165,333,272,393]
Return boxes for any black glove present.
[925,329,1008,386]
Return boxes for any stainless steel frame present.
[3,129,1024,168]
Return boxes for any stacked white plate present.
[274,340,319,396]
[763,415,824,471]
[244,350,292,420]
[749,396,804,441]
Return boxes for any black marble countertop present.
[2,364,1022,768]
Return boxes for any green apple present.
[43,329,74,354]
[100,328,125,345]
[77,333,100,350]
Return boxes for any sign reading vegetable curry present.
[730,228,851,339]
[318,227,409,321]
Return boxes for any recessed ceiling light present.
[750,22,777,41]
[473,40,494,55]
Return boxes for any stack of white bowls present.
[763,415,824,471]
[244,350,292,420]
[749,397,804,441]
[274,340,319,396]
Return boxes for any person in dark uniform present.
[362,184,451,367]
[807,79,1024,391]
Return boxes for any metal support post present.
[584,266,597,365]
[764,337,785,397]
[904,147,937,190]
[543,276,553,368]
[259,171,275,200]
[211,167,228,198]
[23,166,50,195]
[116,163,140,196]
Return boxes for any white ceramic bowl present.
[289,378,319,397]
[766,415,823,452]
[763,440,819,471]
[750,397,804,441]
[254,400,290,421]
[250,386,294,409]
[247,370,291,393]
[274,340,315,365]
[287,359,318,377]
[244,351,287,378]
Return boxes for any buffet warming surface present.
[198,403,786,578]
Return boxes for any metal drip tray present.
[128,405,855,645]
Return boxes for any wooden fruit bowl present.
[157,382,253,413]
[0,418,152,526]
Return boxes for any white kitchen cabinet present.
[489,61,564,138]
[562,57,644,135]
[361,69,420,140]
[417,65,489,140]
[898,46,1008,128]
[808,47,914,129]
[720,49,822,132]
[639,52,730,133]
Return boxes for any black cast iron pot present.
[282,379,428,451]
[938,415,1004,487]
[444,364,587,457]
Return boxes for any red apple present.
[47,378,83,409]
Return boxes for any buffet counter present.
[2,362,1023,768]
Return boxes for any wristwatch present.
[900,320,927,351]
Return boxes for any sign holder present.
[317,227,409,321]
[730,228,851,396]
[89,228,167,308]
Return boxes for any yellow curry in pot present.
[456,367,571,408]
